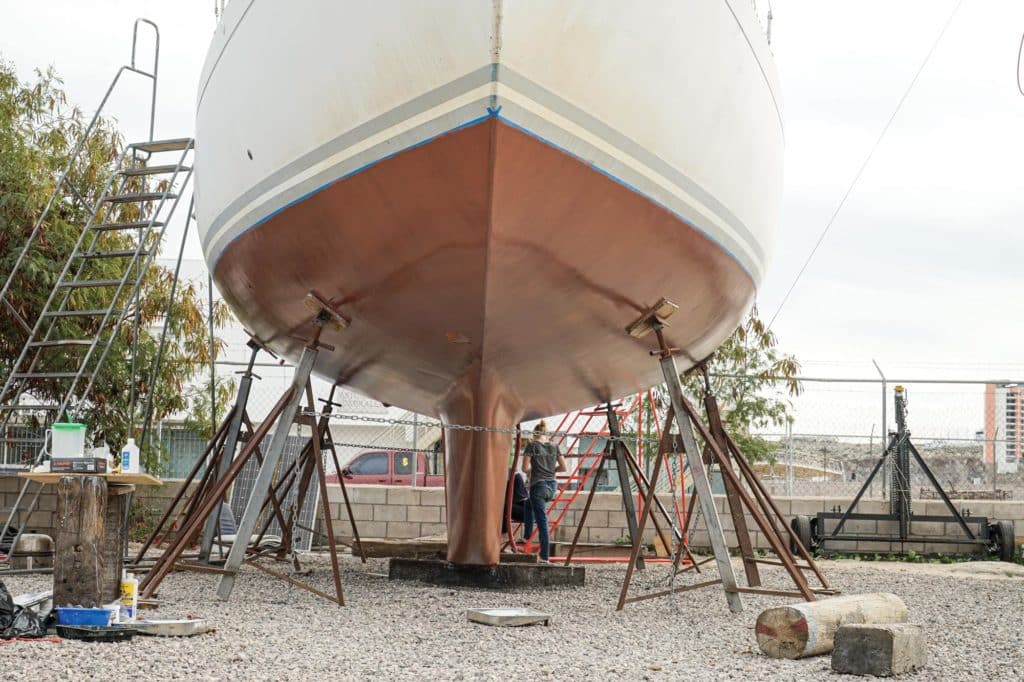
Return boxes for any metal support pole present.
[216,341,319,600]
[606,404,644,570]
[412,413,419,488]
[199,344,260,561]
[657,332,742,613]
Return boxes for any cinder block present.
[325,485,347,504]
[36,495,58,512]
[790,499,826,515]
[841,519,878,535]
[831,623,926,677]
[418,488,445,506]
[348,486,389,505]
[387,522,421,539]
[943,522,975,539]
[959,502,993,519]
[909,521,942,536]
[589,527,628,543]
[854,499,889,515]
[332,520,354,536]
[591,493,625,512]
[355,521,387,538]
[373,504,406,522]
[341,503,373,521]
[877,520,901,536]
[552,525,575,542]
[407,506,440,523]
[387,487,421,506]
[26,511,51,529]
[857,541,898,553]
[924,543,961,555]
[419,523,447,537]
[580,510,609,527]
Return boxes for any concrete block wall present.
[325,484,1024,555]
[7,475,1021,557]
[0,477,195,540]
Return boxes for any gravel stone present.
[2,557,1021,680]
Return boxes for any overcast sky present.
[3,1,1023,404]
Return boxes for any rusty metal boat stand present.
[134,297,364,606]
[582,299,834,612]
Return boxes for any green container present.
[51,422,86,458]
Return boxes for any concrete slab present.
[388,558,585,588]
[466,607,551,627]
[831,623,927,677]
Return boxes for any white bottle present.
[119,571,138,622]
[120,438,140,474]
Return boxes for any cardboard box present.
[50,457,108,474]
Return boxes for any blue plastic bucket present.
[56,607,112,626]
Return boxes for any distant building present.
[984,383,1022,472]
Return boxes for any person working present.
[521,419,566,562]
[500,469,530,534]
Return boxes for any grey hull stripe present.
[202,65,495,253]
[497,101,761,284]
[494,65,765,265]
[203,65,769,280]
[205,99,493,263]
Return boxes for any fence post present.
[786,421,794,497]
[873,360,887,501]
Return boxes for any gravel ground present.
[2,556,1022,680]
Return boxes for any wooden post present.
[54,476,125,607]
[756,593,908,659]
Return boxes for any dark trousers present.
[523,480,556,560]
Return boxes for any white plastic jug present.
[120,438,140,474]
[50,423,86,458]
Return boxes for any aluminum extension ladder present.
[0,19,194,565]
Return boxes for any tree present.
[629,306,801,464]
[0,59,232,472]
[681,306,801,461]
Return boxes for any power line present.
[767,0,964,329]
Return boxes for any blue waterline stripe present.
[211,112,494,269]
[492,115,755,284]
[212,108,755,285]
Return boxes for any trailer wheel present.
[990,520,1016,563]
[790,515,814,555]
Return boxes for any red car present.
[335,450,444,487]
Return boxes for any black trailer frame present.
[790,386,1015,561]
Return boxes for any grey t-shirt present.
[524,441,560,487]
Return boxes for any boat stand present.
[611,300,831,612]
[136,297,363,605]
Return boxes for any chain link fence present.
[751,377,1024,500]
[31,365,1014,506]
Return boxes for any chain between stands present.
[300,410,678,446]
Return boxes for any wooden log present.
[54,476,107,607]
[352,538,447,560]
[755,593,908,659]
[101,486,131,603]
